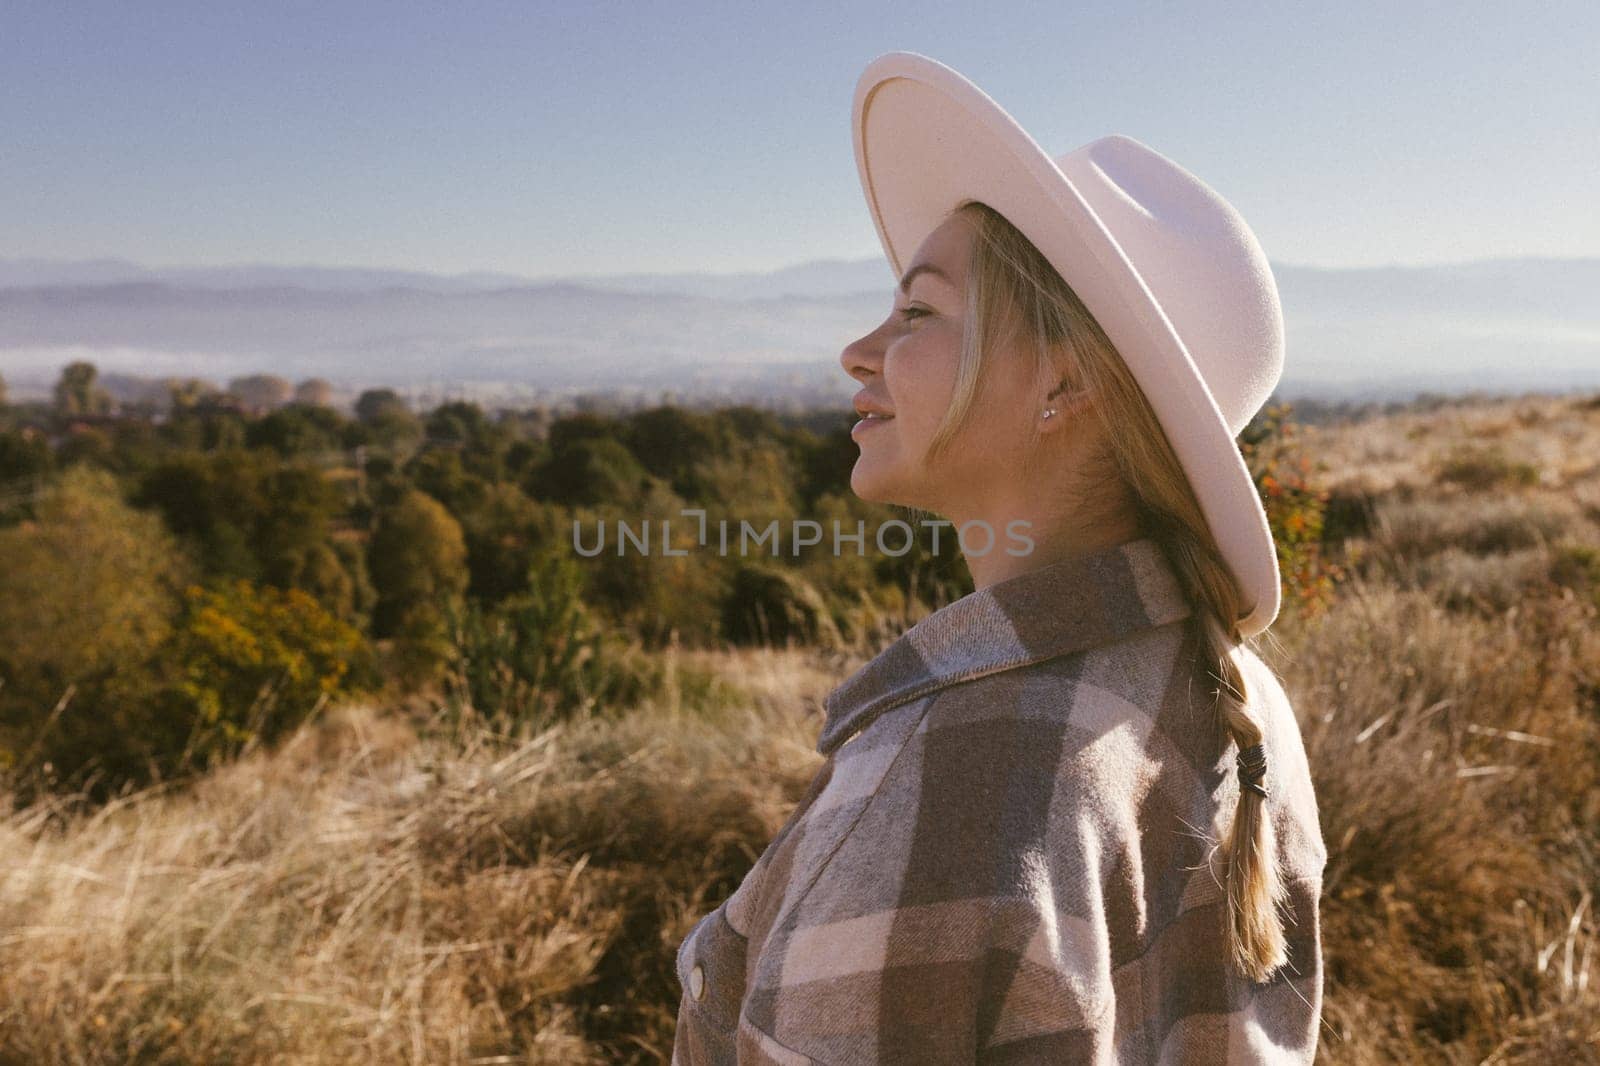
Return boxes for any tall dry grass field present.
[3,392,1600,1063]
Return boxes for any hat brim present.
[851,52,1281,637]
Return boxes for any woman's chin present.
[849,461,917,508]
[848,461,897,504]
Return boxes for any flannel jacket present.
[672,535,1329,1064]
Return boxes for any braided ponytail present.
[953,200,1293,983]
[1150,515,1290,982]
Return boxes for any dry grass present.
[3,390,1600,1063]
[0,656,831,1064]
[1364,492,1593,570]
[1264,575,1600,1061]
[1301,392,1600,498]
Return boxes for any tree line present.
[0,360,1331,808]
[0,360,971,805]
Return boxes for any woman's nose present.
[840,323,885,382]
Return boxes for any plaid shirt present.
[673,535,1328,1064]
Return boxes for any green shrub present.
[438,549,657,736]
[1435,445,1540,490]
[1321,485,1378,543]
[1550,543,1600,609]
[721,563,842,648]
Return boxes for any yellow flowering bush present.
[1240,402,1346,619]
[167,578,378,763]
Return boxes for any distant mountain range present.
[2,254,1596,406]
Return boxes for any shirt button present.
[690,964,705,1000]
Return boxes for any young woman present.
[673,52,1328,1064]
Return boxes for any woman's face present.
[840,213,1046,515]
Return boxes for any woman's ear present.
[1038,380,1093,433]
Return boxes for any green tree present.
[796,421,858,508]
[458,483,560,607]
[294,377,335,407]
[165,376,220,413]
[405,446,492,516]
[0,429,55,492]
[255,463,345,590]
[530,437,649,507]
[545,412,618,452]
[425,401,513,481]
[355,388,409,423]
[159,403,248,452]
[0,466,191,692]
[569,480,731,647]
[622,405,720,494]
[426,401,493,446]
[133,450,345,594]
[227,374,292,414]
[691,442,799,518]
[330,534,378,629]
[354,389,422,452]
[0,466,196,792]
[53,360,113,416]
[368,489,470,685]
[135,452,261,580]
[105,419,168,477]
[246,403,346,457]
[504,436,550,482]
[57,425,116,471]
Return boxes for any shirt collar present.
[816,535,1194,756]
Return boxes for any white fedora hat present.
[851,51,1285,638]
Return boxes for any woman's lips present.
[851,414,894,440]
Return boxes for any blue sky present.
[4,1,1596,278]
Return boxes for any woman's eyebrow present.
[899,263,952,295]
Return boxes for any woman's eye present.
[898,306,928,320]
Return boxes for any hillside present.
[2,392,1599,1062]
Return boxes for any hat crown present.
[1054,135,1284,437]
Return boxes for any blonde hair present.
[943,200,1291,983]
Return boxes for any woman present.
[673,52,1328,1064]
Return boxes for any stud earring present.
[1042,407,1057,419]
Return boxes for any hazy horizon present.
[3,251,1597,409]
